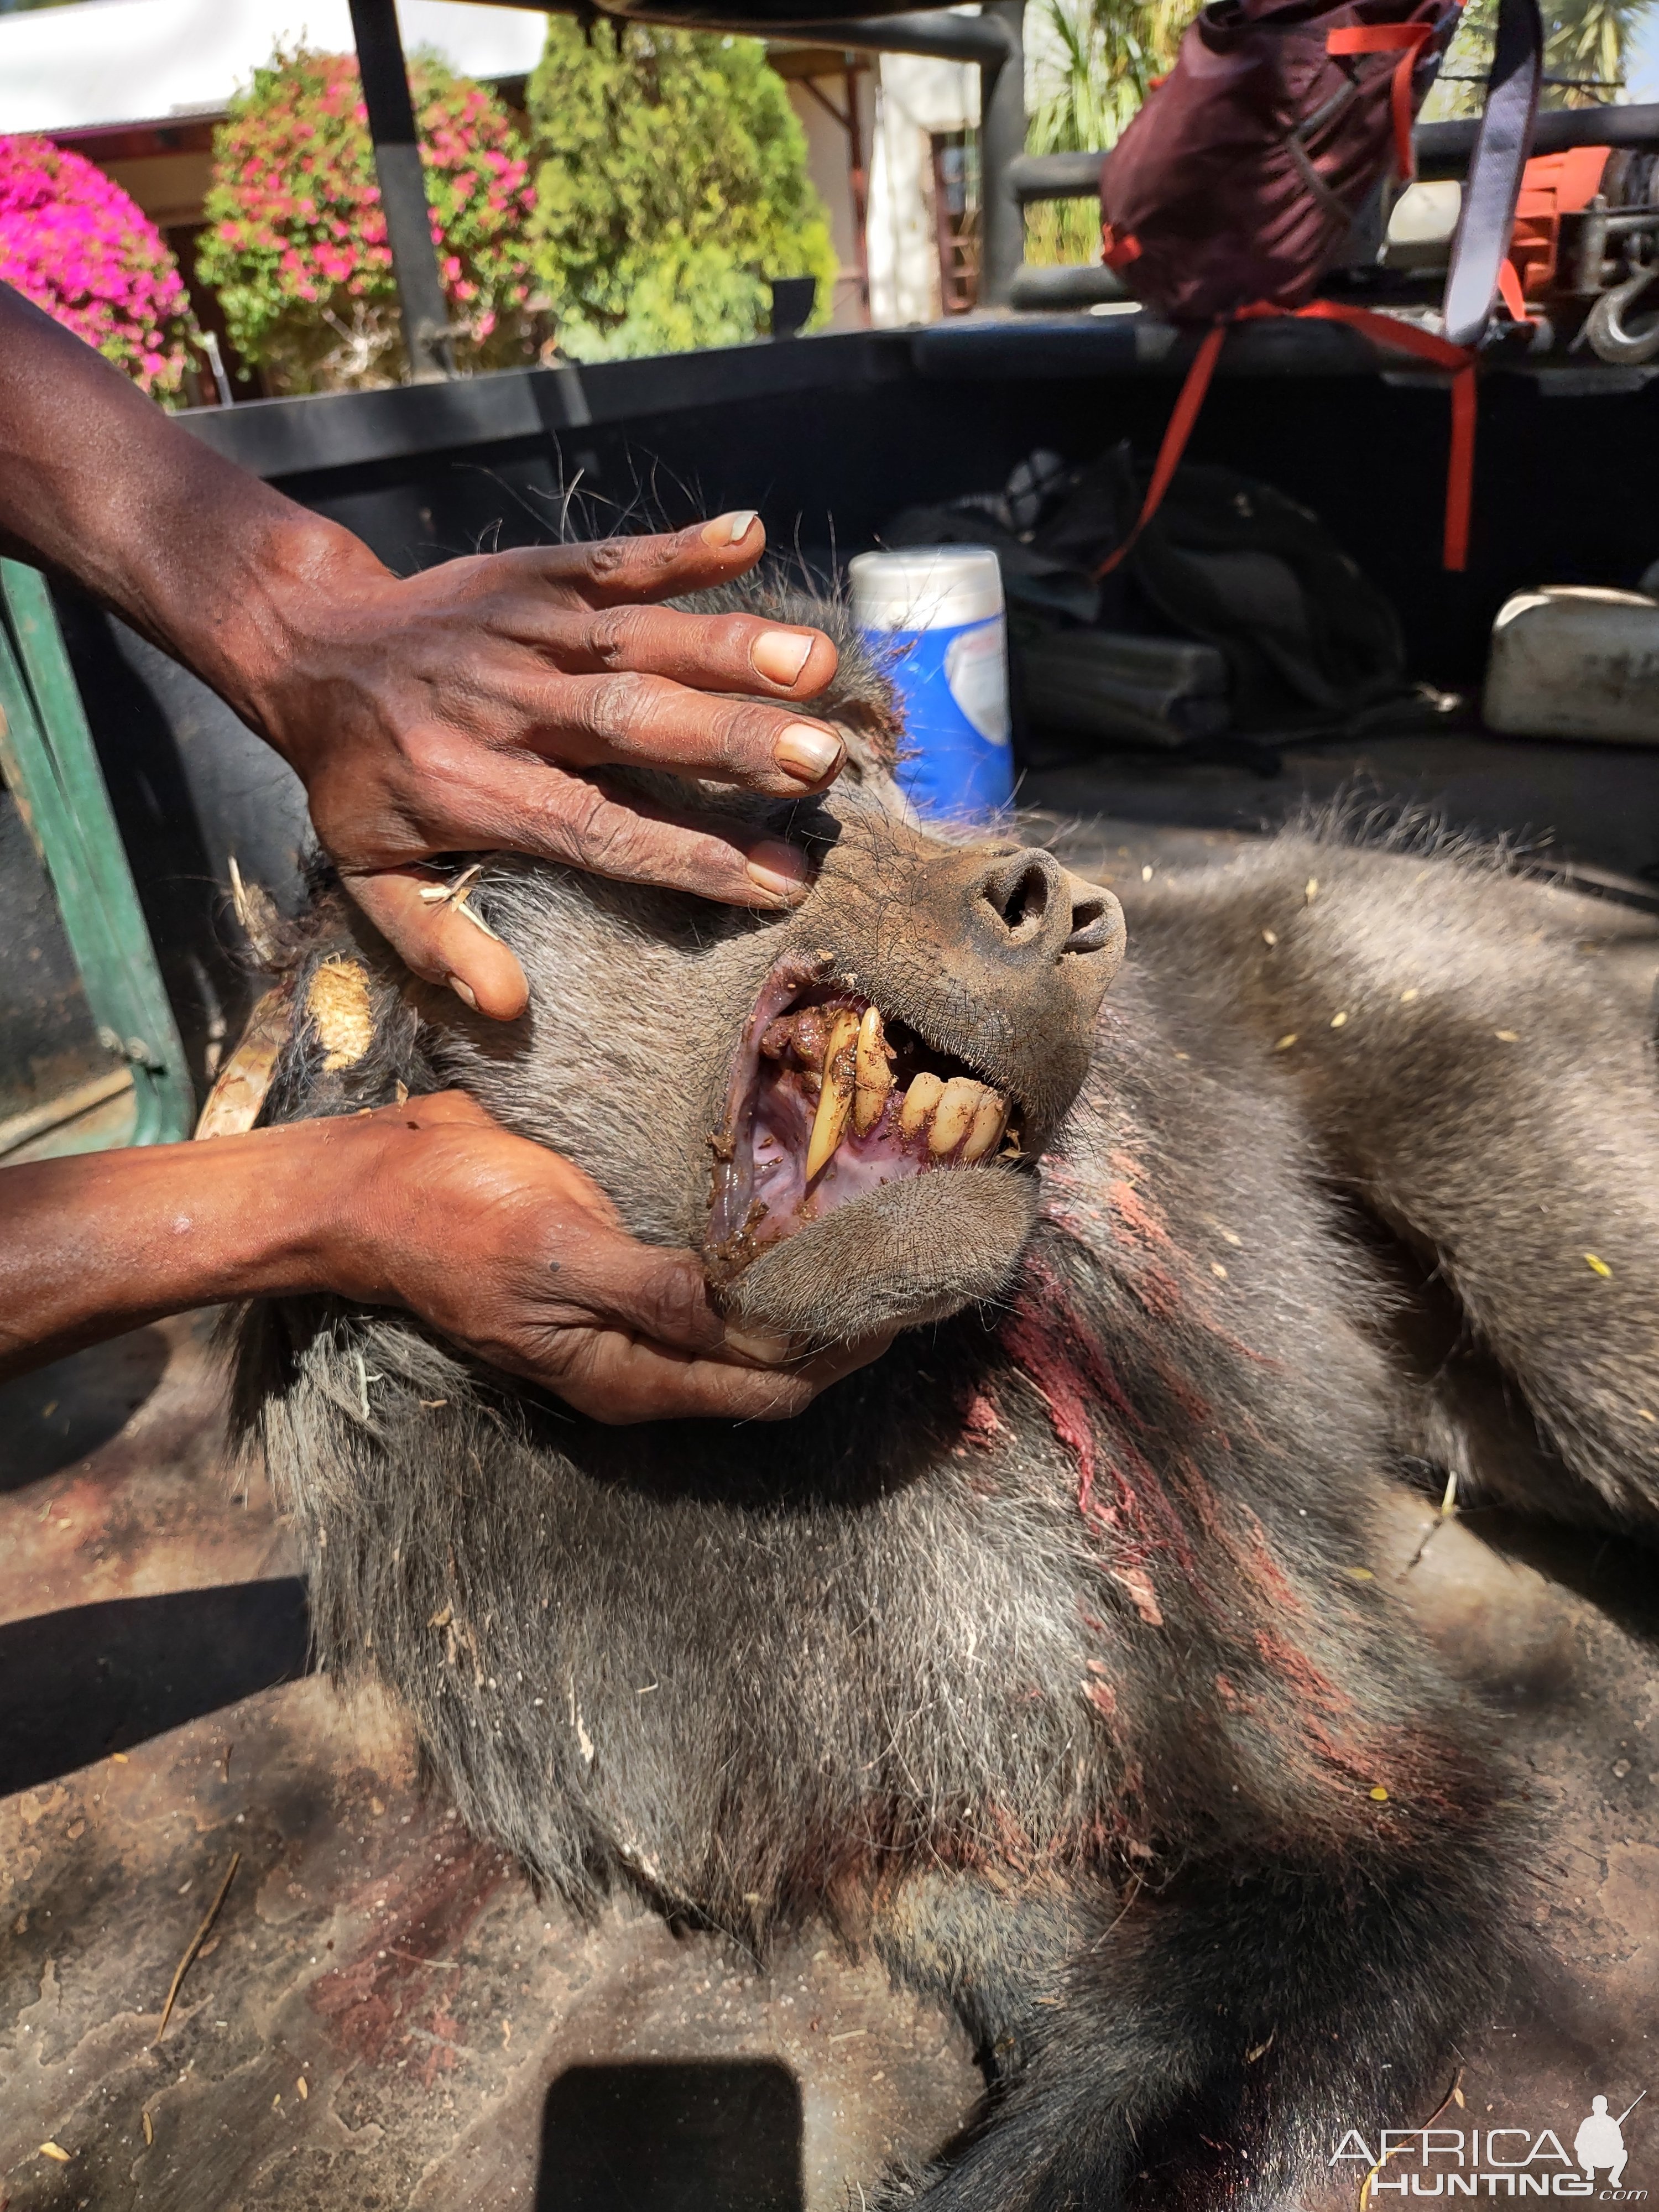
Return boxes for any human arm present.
[0,1094,882,1422]
[0,282,845,1017]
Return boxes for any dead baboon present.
[232,587,1659,2211]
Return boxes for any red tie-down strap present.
[1094,304,1478,579]
[1095,323,1227,577]
[1325,20,1437,181]
[1292,300,1478,568]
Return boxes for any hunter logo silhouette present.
[1577,2097,1645,2190]
[1332,2088,1646,2198]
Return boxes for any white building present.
[772,37,981,328]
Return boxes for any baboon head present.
[698,799,1125,1339]
[297,602,1125,1348]
[432,838,1120,1355]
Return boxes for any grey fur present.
[724,1165,1040,1337]
[231,593,1658,2211]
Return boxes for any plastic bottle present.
[848,547,1013,818]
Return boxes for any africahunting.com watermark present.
[1336,2094,1647,2201]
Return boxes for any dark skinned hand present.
[0,1093,891,1420]
[327,1093,890,1421]
[0,286,865,1421]
[0,286,844,1019]
[232,512,843,1016]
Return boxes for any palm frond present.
[1024,0,1202,263]
[1025,0,1658,269]
[1421,0,1652,116]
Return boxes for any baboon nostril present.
[981,857,1054,943]
[969,849,1109,958]
[1065,894,1116,957]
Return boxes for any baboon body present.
[237,607,1659,2210]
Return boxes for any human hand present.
[0,299,844,1020]
[233,512,843,1020]
[330,1093,889,1422]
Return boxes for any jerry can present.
[1483,585,1659,745]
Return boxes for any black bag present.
[885,445,1442,748]
[1046,443,1412,734]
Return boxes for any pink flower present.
[195,45,539,388]
[0,135,192,395]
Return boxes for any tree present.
[1423,0,1652,114]
[196,46,541,394]
[526,18,838,361]
[1024,0,1200,265]
[1023,0,1655,267]
[0,135,197,398]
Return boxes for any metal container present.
[1484,585,1659,744]
[848,546,1014,818]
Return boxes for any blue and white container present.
[848,547,1013,820]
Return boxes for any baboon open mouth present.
[706,952,1024,1274]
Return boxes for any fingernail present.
[773,723,843,784]
[724,1325,795,1365]
[745,841,812,904]
[702,509,758,547]
[447,974,478,1008]
[750,629,815,686]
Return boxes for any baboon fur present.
[233,585,1659,2211]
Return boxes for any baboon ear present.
[672,571,910,784]
[830,703,912,801]
[225,882,432,1130]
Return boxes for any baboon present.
[233,588,1659,2211]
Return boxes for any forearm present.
[0,1094,877,1419]
[0,282,378,739]
[0,1120,371,1378]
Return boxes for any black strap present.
[1442,0,1544,345]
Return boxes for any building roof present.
[0,0,546,138]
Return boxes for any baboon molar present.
[234,586,1659,2212]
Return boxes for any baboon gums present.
[234,593,1659,2212]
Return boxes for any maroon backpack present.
[1096,0,1545,568]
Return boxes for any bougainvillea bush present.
[527,19,838,361]
[0,136,197,399]
[197,47,542,393]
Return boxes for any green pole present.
[0,561,193,1146]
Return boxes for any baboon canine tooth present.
[853,1005,894,1135]
[805,1009,860,1181]
[899,1070,946,1140]
[961,1090,1009,1164]
[930,1077,985,1157]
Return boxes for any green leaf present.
[525,18,838,358]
